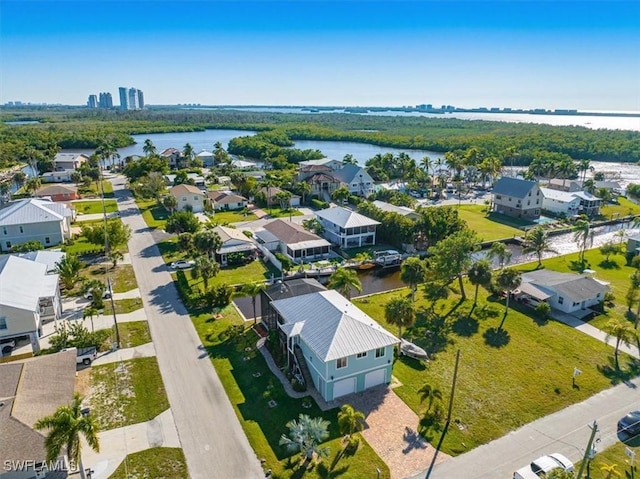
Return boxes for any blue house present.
[271,290,398,401]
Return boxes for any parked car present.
[84,287,112,300]
[1,338,16,354]
[62,347,98,366]
[513,453,574,479]
[618,411,640,439]
[170,260,195,270]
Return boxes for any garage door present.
[333,378,356,399]
[365,369,386,389]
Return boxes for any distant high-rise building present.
[119,87,128,110]
[87,95,98,108]
[137,89,144,109]
[98,92,113,109]
[128,88,138,110]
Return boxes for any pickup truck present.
[63,347,98,365]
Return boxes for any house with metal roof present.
[298,158,344,171]
[270,290,398,401]
[52,153,89,171]
[196,150,214,167]
[255,219,331,264]
[0,255,63,354]
[515,269,609,318]
[540,187,602,216]
[210,225,257,266]
[0,199,73,252]
[315,206,380,248]
[371,200,420,221]
[260,278,327,329]
[492,177,541,220]
[169,184,206,212]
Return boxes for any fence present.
[257,244,282,272]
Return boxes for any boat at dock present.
[374,250,403,267]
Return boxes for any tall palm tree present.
[337,404,366,438]
[241,282,267,325]
[418,383,443,413]
[400,257,427,301]
[183,143,194,168]
[328,268,362,299]
[142,139,157,156]
[55,255,82,290]
[487,242,512,270]
[420,156,432,176]
[25,176,42,197]
[384,296,415,340]
[522,226,558,267]
[34,393,100,479]
[190,255,220,291]
[279,414,330,465]
[603,318,636,369]
[295,181,312,206]
[495,268,522,329]
[467,259,493,306]
[573,219,593,263]
[95,141,120,170]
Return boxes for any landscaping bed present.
[108,447,187,479]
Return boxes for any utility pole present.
[576,421,599,479]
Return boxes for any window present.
[527,200,530,206]
[0,317,7,330]
[508,197,512,202]
[337,357,347,369]
[496,195,502,200]
[19,226,24,233]
[2,227,6,235]
[528,191,531,196]
[558,296,564,305]
[182,197,187,201]
[596,293,601,298]
[356,352,367,359]
[5,242,10,249]
[194,196,199,200]
[375,347,385,358]
[45,237,50,244]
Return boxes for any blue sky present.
[1,1,639,110]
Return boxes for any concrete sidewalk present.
[93,342,156,366]
[82,409,180,479]
[112,288,141,300]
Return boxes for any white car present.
[170,260,195,270]
[84,287,113,300]
[514,453,574,479]
[1,339,16,354]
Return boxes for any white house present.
[540,187,602,216]
[211,225,257,266]
[196,150,215,167]
[271,290,399,401]
[371,200,420,221]
[169,184,206,213]
[42,170,75,183]
[206,191,249,211]
[255,219,331,264]
[315,206,380,248]
[16,250,66,274]
[0,199,74,252]
[516,269,609,318]
[52,153,89,171]
[0,255,63,353]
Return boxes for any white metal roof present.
[0,256,49,311]
[540,187,581,203]
[16,250,65,273]
[271,290,398,361]
[0,199,72,226]
[372,200,416,216]
[316,206,380,229]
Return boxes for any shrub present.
[632,255,640,269]
[291,378,307,392]
[275,252,294,272]
[311,198,329,210]
[203,284,233,308]
[535,302,551,319]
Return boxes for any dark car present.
[618,411,640,439]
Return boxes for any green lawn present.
[582,441,638,473]
[90,357,169,430]
[79,180,114,198]
[266,207,304,219]
[73,200,118,214]
[109,448,188,479]
[212,210,258,223]
[453,204,525,241]
[352,282,636,456]
[83,263,138,293]
[62,235,103,256]
[116,321,151,349]
[190,305,390,479]
[185,259,278,288]
[600,197,640,219]
[103,297,143,315]
[137,198,170,230]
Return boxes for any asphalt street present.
[110,175,263,479]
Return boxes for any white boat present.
[400,339,429,360]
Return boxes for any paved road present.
[110,175,263,479]
[409,375,640,479]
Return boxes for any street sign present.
[573,367,582,378]
[626,447,636,466]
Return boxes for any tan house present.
[34,184,79,202]
[170,184,206,213]
[206,191,248,211]
[492,177,541,220]
[211,225,257,266]
[255,219,331,263]
[52,153,89,171]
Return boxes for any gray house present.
[492,177,541,220]
[0,199,73,252]
[627,235,640,256]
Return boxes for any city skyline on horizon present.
[1,1,639,112]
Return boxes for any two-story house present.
[160,148,186,169]
[315,206,380,248]
[169,184,206,213]
[332,164,375,198]
[492,177,541,220]
[270,289,398,401]
[52,153,89,171]
[0,199,74,252]
[540,187,603,217]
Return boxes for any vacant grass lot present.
[190,305,390,479]
[352,281,635,456]
[454,204,525,241]
[116,321,151,349]
[186,259,278,288]
[136,198,169,230]
[600,197,640,219]
[83,263,138,293]
[79,180,114,198]
[103,298,143,315]
[109,448,188,479]
[65,218,130,256]
[265,207,304,218]
[90,357,169,430]
[73,199,118,214]
[212,210,258,223]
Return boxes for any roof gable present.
[170,184,205,196]
[333,164,371,184]
[0,256,48,310]
[263,219,326,246]
[493,177,538,198]
[316,206,380,228]
[0,199,71,226]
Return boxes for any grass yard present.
[212,210,258,223]
[62,235,102,256]
[83,263,138,293]
[116,321,151,349]
[352,281,636,456]
[72,199,118,214]
[90,357,169,430]
[600,197,640,219]
[190,305,390,479]
[453,204,525,241]
[186,258,279,288]
[103,297,143,315]
[109,448,188,479]
[79,180,114,198]
[582,441,639,473]
[136,198,170,230]
[266,207,304,219]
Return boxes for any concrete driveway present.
[109,175,263,479]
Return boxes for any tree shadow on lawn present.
[597,356,640,386]
[483,327,511,348]
[451,313,479,337]
[598,259,621,270]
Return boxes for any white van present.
[513,453,574,479]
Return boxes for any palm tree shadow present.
[597,357,640,386]
[483,327,510,348]
[451,313,479,337]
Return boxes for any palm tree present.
[241,282,267,325]
[522,226,557,267]
[603,318,636,369]
[274,190,292,210]
[420,156,432,176]
[331,186,350,204]
[193,229,222,259]
[279,414,330,466]
[384,296,415,339]
[573,220,593,263]
[13,171,27,189]
[25,176,41,196]
[163,194,178,213]
[467,260,493,306]
[295,181,312,206]
[183,143,194,168]
[190,255,220,291]
[400,257,427,301]
[95,141,120,170]
[599,463,622,479]
[418,384,443,413]
[34,393,100,479]
[487,242,512,270]
[495,268,522,329]
[337,404,366,438]
[343,154,357,165]
[0,181,10,204]
[107,249,124,268]
[142,139,157,156]
[55,254,83,290]
[328,268,362,299]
